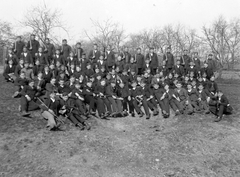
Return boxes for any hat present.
[62,92,69,97]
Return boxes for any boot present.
[12,91,19,98]
[153,108,159,116]
[84,121,91,130]
[21,111,31,117]
[138,112,144,118]
[214,116,222,122]
[146,114,151,119]
[76,123,84,130]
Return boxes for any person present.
[200,62,214,80]
[59,92,90,130]
[105,45,115,71]
[61,39,72,62]
[88,43,101,62]
[192,52,201,71]
[12,36,25,59]
[53,49,65,65]
[5,48,18,66]
[209,90,233,122]
[21,46,33,65]
[19,79,39,117]
[206,53,217,73]
[173,58,185,78]
[121,46,131,64]
[145,47,158,75]
[44,38,55,64]
[163,47,174,73]
[3,59,16,82]
[75,42,84,60]
[40,92,65,131]
[27,34,40,63]
[21,62,34,80]
[197,83,210,114]
[135,48,145,75]
[35,47,49,70]
[180,49,191,69]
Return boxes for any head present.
[153,83,159,90]
[107,45,111,51]
[8,59,13,65]
[137,48,141,54]
[124,46,129,52]
[49,63,55,69]
[38,47,43,53]
[95,67,100,73]
[70,76,75,83]
[208,54,213,60]
[150,47,154,53]
[28,80,34,87]
[210,75,215,81]
[59,79,65,86]
[111,81,116,87]
[30,34,35,40]
[35,60,40,65]
[19,59,24,65]
[23,46,27,52]
[100,79,106,86]
[198,84,204,90]
[119,82,125,88]
[70,64,75,69]
[131,81,137,88]
[217,90,223,97]
[96,75,101,81]
[137,75,142,82]
[93,43,98,50]
[164,84,169,90]
[56,61,61,68]
[20,72,25,79]
[62,39,67,45]
[37,72,43,79]
[45,38,50,44]
[44,66,49,72]
[86,81,92,87]
[17,36,21,42]
[56,49,60,55]
[50,78,56,85]
[117,55,122,61]
[24,62,29,68]
[183,49,188,55]
[76,42,81,48]
[176,82,182,89]
[76,66,81,72]
[99,55,104,61]
[49,92,56,99]
[75,82,81,89]
[62,93,69,101]
[187,84,192,90]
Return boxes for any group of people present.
[3,34,233,131]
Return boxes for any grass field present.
[0,75,240,177]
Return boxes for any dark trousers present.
[75,99,87,114]
[132,98,150,116]
[68,110,85,125]
[20,96,39,112]
[84,95,97,112]
[137,68,143,75]
[155,96,170,114]
[122,97,134,113]
[210,104,232,117]
[146,97,158,110]
[169,99,182,112]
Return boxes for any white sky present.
[1,0,240,44]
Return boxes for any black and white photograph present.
[0,0,240,176]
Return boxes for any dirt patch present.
[0,76,240,177]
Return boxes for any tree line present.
[1,4,240,70]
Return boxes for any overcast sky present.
[1,0,240,44]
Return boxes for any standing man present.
[163,47,174,73]
[135,48,145,75]
[121,46,131,64]
[146,47,158,75]
[105,45,115,71]
[180,49,191,70]
[27,34,40,64]
[61,39,72,63]
[12,36,25,60]
[88,43,101,63]
[75,42,84,60]
[44,38,55,65]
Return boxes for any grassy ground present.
[0,75,240,177]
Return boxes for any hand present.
[112,95,117,99]
[128,96,131,101]
[48,109,54,115]
[21,86,24,89]
[29,47,32,50]
[37,86,41,90]
[186,100,189,105]
[14,49,17,52]
[25,95,31,101]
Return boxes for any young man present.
[27,34,40,63]
[75,42,84,60]
[21,62,34,80]
[35,47,49,69]
[145,47,158,75]
[105,45,115,71]
[88,43,101,62]
[197,84,210,114]
[163,47,174,73]
[210,90,233,122]
[40,92,65,131]
[44,38,55,64]
[61,39,72,62]
[20,80,39,116]
[59,92,90,130]
[21,46,33,65]
[135,48,145,75]
[180,49,191,70]
[3,59,16,82]
[12,36,25,60]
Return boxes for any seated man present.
[3,59,16,82]
[210,90,233,122]
[20,80,39,117]
[40,92,65,131]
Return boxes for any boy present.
[3,59,16,82]
[12,72,28,98]
[21,62,34,80]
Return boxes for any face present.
[76,67,81,71]
[107,45,111,51]
[111,83,116,87]
[31,35,35,40]
[70,77,75,82]
[130,58,134,63]
[75,84,80,89]
[153,84,159,89]
[29,82,34,87]
[87,82,92,87]
[137,49,141,54]
[94,45,97,50]
[23,48,27,52]
[119,83,124,88]
[62,95,68,101]
[176,84,182,89]
[50,64,54,69]
[59,81,64,85]
[17,37,21,42]
[24,63,29,68]
[117,56,122,61]
[9,60,13,65]
[210,76,215,81]
[46,39,49,44]
[50,93,56,99]
[39,48,43,52]
[124,47,128,52]
[101,80,106,86]
[20,73,25,78]
[187,85,192,90]
[184,50,187,55]
[51,79,56,85]
[38,73,43,78]
[164,84,169,90]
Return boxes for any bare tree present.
[20,3,69,46]
[84,18,127,52]
[0,21,14,47]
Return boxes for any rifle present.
[37,97,64,124]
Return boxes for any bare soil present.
[0,75,240,177]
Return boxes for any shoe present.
[175,110,180,116]
[131,112,135,117]
[214,116,222,122]
[12,91,19,98]
[123,111,128,117]
[21,111,31,117]
[146,114,151,119]
[138,112,144,118]
[76,123,84,130]
[56,123,66,131]
[84,122,91,130]
[153,108,159,116]
[205,110,210,114]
